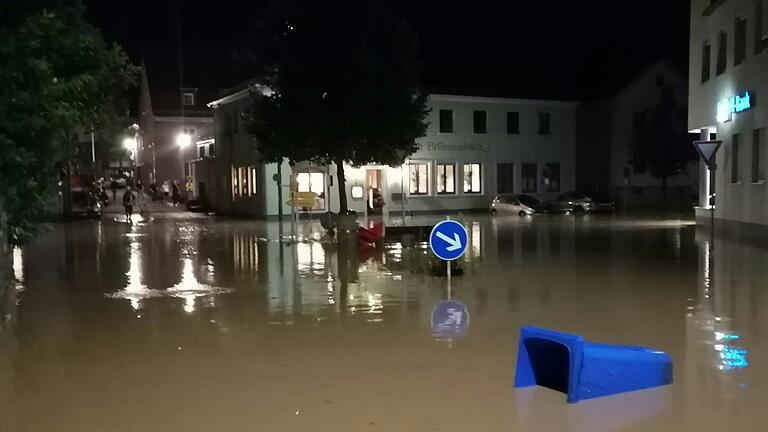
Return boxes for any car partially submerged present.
[490,194,548,217]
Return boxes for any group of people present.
[120,179,186,222]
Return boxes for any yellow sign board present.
[287,191,318,207]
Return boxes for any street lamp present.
[123,137,137,154]
[175,132,192,148]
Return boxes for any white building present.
[689,0,768,236]
[209,88,576,218]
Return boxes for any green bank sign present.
[716,91,753,123]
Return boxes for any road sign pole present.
[445,216,452,299]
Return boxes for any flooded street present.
[1,214,766,431]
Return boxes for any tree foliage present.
[0,1,138,244]
[247,0,429,211]
[631,77,696,185]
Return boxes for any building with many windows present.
[209,87,576,218]
[689,0,768,236]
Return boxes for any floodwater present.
[1,213,766,431]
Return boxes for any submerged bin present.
[514,326,673,403]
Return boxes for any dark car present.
[548,191,614,215]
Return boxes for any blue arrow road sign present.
[429,220,468,261]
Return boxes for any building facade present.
[135,65,214,192]
[689,0,768,234]
[210,88,577,218]
[578,60,697,209]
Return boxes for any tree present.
[247,0,429,212]
[0,1,138,244]
[631,77,696,190]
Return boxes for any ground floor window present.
[239,167,248,197]
[522,163,537,193]
[463,163,482,194]
[544,163,561,192]
[231,166,239,198]
[297,172,324,195]
[753,128,765,183]
[731,134,741,183]
[409,163,429,195]
[497,163,514,193]
[436,163,455,194]
[249,167,258,196]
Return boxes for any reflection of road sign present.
[431,300,470,339]
[693,140,722,169]
[286,191,317,207]
[429,220,468,261]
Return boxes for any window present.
[497,163,514,193]
[436,163,456,194]
[409,163,428,195]
[473,110,487,134]
[522,163,537,193]
[756,1,768,54]
[716,31,727,75]
[231,166,239,198]
[463,163,482,193]
[249,167,258,196]
[731,134,741,183]
[544,163,561,192]
[507,112,519,134]
[183,92,195,106]
[239,167,248,197]
[735,17,746,65]
[198,146,205,158]
[439,109,454,133]
[209,143,216,157]
[702,41,711,82]
[297,172,324,195]
[538,112,551,135]
[753,128,766,182]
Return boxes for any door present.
[366,169,385,215]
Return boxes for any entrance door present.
[497,163,514,194]
[366,169,385,215]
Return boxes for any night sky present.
[86,0,691,100]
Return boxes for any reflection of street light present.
[176,132,192,148]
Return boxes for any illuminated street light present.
[123,137,137,154]
[176,132,192,148]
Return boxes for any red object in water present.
[358,222,384,245]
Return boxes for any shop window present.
[463,163,482,194]
[409,163,429,195]
[249,167,258,196]
[436,163,456,194]
[239,167,248,197]
[439,109,453,133]
[753,128,766,183]
[544,163,561,192]
[538,112,551,135]
[522,163,537,193]
[735,17,746,66]
[507,112,519,134]
[231,165,239,198]
[702,41,711,83]
[473,110,487,134]
[297,172,325,195]
[716,31,727,75]
[731,134,741,183]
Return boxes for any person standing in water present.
[122,188,136,222]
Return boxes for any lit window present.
[297,172,324,195]
[409,163,428,195]
[239,167,248,197]
[436,163,455,194]
[463,163,481,194]
[231,166,239,198]
[249,167,258,196]
[183,92,195,106]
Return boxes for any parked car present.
[490,193,547,217]
[548,191,615,215]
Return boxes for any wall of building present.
[689,0,768,227]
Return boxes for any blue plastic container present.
[514,326,673,403]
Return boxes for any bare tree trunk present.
[336,158,348,213]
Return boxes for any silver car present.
[490,194,546,217]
